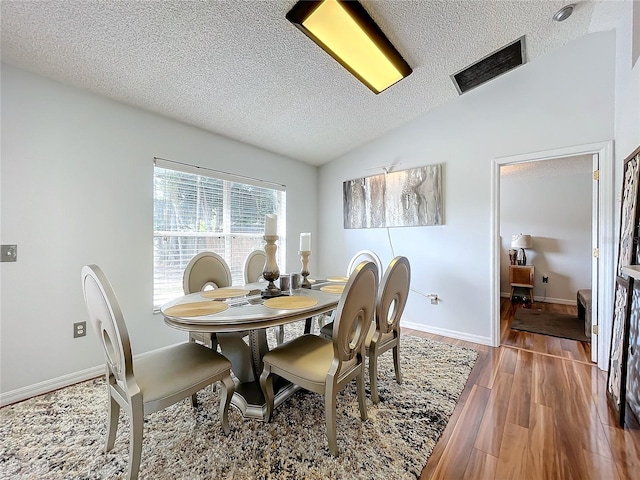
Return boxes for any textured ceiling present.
[0,1,625,166]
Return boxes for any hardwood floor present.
[500,299,592,364]
[408,298,640,480]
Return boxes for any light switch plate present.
[1,245,17,262]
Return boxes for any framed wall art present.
[626,280,640,424]
[608,275,632,425]
[627,145,640,425]
[609,145,640,426]
[617,152,640,276]
[343,164,443,229]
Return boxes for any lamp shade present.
[511,234,532,249]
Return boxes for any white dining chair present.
[183,251,232,292]
[243,249,267,284]
[315,249,383,332]
[243,248,287,345]
[367,256,410,403]
[321,256,411,404]
[81,264,234,480]
[260,261,378,456]
[321,250,381,336]
[184,251,254,373]
[347,249,383,277]
[184,251,232,348]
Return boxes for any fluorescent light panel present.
[286,0,412,94]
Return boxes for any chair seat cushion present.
[322,321,384,349]
[319,321,333,337]
[263,334,333,387]
[134,342,231,406]
[577,289,592,304]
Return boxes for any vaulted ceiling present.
[0,1,625,165]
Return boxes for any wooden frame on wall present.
[608,275,633,425]
[627,145,640,425]
[626,279,640,424]
[608,147,640,425]
[617,152,640,276]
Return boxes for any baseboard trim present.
[500,292,577,306]
[401,320,492,346]
[1,365,104,407]
[2,321,495,407]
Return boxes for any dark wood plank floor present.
[407,298,640,480]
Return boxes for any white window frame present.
[153,158,286,310]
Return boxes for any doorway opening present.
[490,142,614,370]
[500,156,593,362]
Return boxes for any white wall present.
[0,65,318,396]
[610,2,640,372]
[318,32,615,345]
[499,157,593,303]
[613,1,640,167]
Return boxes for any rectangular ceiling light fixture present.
[286,0,412,94]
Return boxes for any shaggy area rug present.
[0,334,477,480]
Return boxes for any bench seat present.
[577,289,592,338]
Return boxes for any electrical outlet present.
[0,244,17,262]
[542,275,549,283]
[429,294,438,305]
[74,321,86,338]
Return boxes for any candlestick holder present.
[262,235,281,297]
[299,250,311,288]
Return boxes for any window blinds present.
[153,159,286,308]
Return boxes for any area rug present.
[0,334,477,480]
[511,308,591,342]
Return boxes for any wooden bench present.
[577,289,592,338]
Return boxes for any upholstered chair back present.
[243,249,267,283]
[375,256,411,336]
[331,260,378,367]
[82,264,133,390]
[183,251,232,294]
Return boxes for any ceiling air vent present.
[451,36,526,95]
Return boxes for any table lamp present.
[511,234,532,265]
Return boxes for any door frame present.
[490,141,614,370]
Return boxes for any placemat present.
[164,301,229,317]
[326,276,349,283]
[200,288,250,299]
[263,296,318,310]
[320,284,345,294]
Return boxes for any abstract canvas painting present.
[343,164,443,229]
[608,145,640,426]
[608,275,632,425]
[617,154,639,276]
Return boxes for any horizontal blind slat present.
[153,164,286,309]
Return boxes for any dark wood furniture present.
[509,265,534,304]
[577,289,592,338]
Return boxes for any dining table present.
[160,281,342,421]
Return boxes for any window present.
[153,159,286,309]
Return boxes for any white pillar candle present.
[300,232,311,251]
[265,214,277,236]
